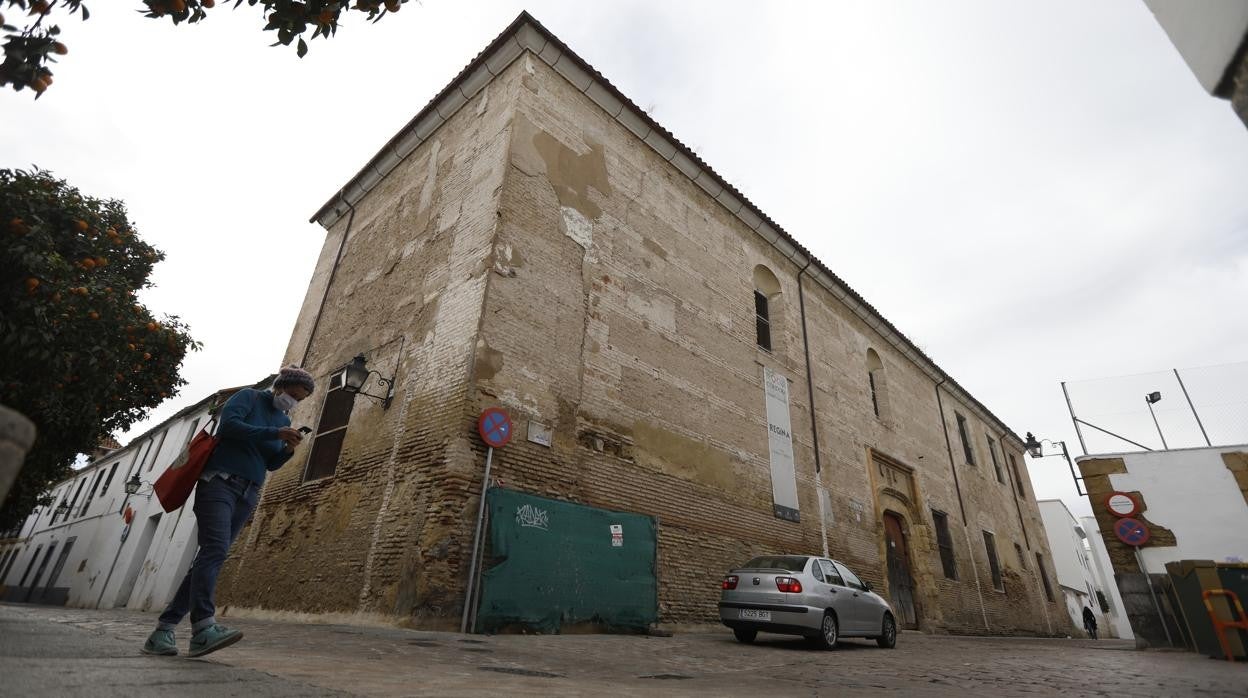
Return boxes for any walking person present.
[142,367,315,657]
[1082,605,1098,640]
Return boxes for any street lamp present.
[1145,391,1168,450]
[341,354,395,409]
[54,500,69,518]
[1024,432,1085,496]
[124,473,153,498]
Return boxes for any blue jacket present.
[205,388,294,484]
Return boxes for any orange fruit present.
[25,278,39,292]
[88,311,99,320]
[74,220,88,233]
[51,42,67,55]
[95,256,107,267]
[146,321,158,331]
[128,343,136,351]
[9,217,26,235]
[143,352,152,360]
[81,258,96,270]
[202,0,215,7]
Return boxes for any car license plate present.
[739,609,771,621]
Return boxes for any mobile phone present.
[298,426,312,435]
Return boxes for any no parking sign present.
[1114,517,1150,547]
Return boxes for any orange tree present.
[1,0,407,96]
[0,168,198,529]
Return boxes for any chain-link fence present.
[1062,361,1248,455]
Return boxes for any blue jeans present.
[157,475,258,633]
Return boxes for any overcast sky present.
[4,1,1246,518]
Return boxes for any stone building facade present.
[218,13,1069,635]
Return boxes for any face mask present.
[273,391,298,413]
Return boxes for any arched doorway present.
[884,511,918,629]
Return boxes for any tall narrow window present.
[956,413,975,465]
[18,545,43,587]
[754,291,772,351]
[100,462,119,497]
[146,429,169,472]
[932,509,957,580]
[304,371,356,482]
[752,264,780,352]
[1036,552,1054,601]
[80,470,105,516]
[867,349,886,419]
[983,530,1003,591]
[1009,453,1027,498]
[987,436,1004,483]
[65,478,86,520]
[0,547,18,583]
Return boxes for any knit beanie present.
[273,365,316,394]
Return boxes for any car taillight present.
[722,575,739,590]
[775,576,803,593]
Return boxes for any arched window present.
[752,265,780,351]
[867,348,886,419]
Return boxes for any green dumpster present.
[1166,560,1247,660]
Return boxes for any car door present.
[833,560,879,634]
[817,559,855,628]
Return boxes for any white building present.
[1038,499,1118,637]
[0,377,270,612]
[1081,515,1134,641]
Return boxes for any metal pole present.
[1146,398,1168,450]
[1058,442,1085,497]
[1134,546,1174,647]
[1061,382,1087,455]
[460,446,494,634]
[1173,369,1211,447]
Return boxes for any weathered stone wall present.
[216,61,523,626]
[220,44,1068,635]
[472,53,1067,635]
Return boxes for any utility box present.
[1166,560,1247,660]
[475,488,658,634]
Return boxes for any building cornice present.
[309,11,1024,447]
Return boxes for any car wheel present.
[816,612,839,650]
[876,613,897,649]
[733,628,757,644]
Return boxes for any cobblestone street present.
[2,603,1244,696]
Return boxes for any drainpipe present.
[935,378,989,630]
[300,192,357,367]
[796,261,828,557]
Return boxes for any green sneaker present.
[187,624,244,658]
[141,629,178,656]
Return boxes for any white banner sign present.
[764,366,800,522]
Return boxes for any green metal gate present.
[475,488,657,633]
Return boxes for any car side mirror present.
[863,581,873,592]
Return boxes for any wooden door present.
[884,512,918,629]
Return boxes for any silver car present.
[718,555,897,650]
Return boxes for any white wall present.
[1,399,214,614]
[1144,0,1248,93]
[1082,516,1134,641]
[1039,499,1114,636]
[1102,446,1248,572]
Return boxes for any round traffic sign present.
[1105,492,1139,518]
[477,407,512,448]
[1114,517,1150,547]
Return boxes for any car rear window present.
[742,556,809,571]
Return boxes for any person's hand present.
[277,427,303,450]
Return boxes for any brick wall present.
[220,46,1070,636]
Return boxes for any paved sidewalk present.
[2,603,1244,696]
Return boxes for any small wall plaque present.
[527,420,553,447]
